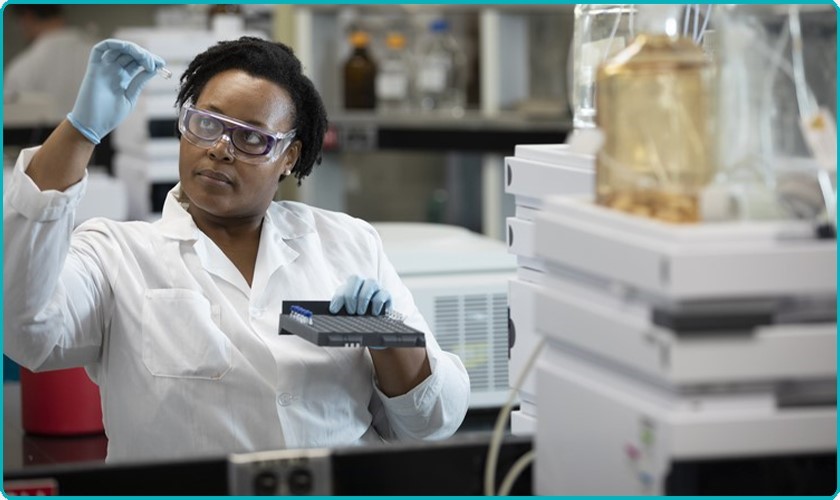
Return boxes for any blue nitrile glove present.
[329,275,393,316]
[67,39,165,144]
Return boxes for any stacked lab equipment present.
[532,4,835,493]
[531,196,837,494]
[503,144,594,434]
[112,27,262,220]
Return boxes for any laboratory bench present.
[3,381,531,495]
[3,383,107,470]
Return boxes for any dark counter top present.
[3,383,107,471]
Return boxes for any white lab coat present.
[4,28,93,115]
[3,147,471,462]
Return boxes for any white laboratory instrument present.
[373,222,516,408]
[532,195,837,495]
[504,144,594,433]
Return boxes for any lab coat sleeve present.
[3,147,115,372]
[362,223,471,441]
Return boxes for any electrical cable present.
[788,5,836,229]
[749,30,816,113]
[483,337,546,496]
[761,21,792,187]
[497,450,536,496]
[696,4,712,45]
[693,4,700,42]
[602,6,624,63]
[787,5,815,120]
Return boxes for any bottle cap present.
[430,18,449,33]
[349,30,370,47]
[386,32,406,49]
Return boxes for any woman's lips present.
[196,169,233,185]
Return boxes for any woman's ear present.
[282,140,302,172]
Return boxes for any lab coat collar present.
[156,184,202,241]
[250,202,314,297]
[156,184,315,295]
[192,209,310,296]
[155,184,316,242]
[263,198,316,241]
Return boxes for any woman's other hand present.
[329,275,392,315]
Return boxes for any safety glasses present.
[178,104,296,165]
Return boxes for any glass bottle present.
[595,4,716,223]
[343,30,377,110]
[208,4,244,36]
[376,32,413,113]
[571,4,636,129]
[415,18,467,116]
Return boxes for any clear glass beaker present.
[571,4,636,129]
[710,5,836,222]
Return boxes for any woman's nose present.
[207,135,235,163]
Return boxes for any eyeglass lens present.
[185,110,275,156]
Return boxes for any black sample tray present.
[278,301,426,348]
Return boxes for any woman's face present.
[178,69,300,221]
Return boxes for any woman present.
[4,38,470,462]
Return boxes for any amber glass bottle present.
[343,30,377,110]
[208,4,242,18]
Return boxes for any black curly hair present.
[176,37,328,184]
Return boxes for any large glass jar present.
[596,5,716,223]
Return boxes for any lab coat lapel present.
[156,187,315,299]
[194,236,252,295]
[157,185,251,295]
[156,184,201,242]
[250,203,314,300]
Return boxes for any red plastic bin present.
[20,367,104,436]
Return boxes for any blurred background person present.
[4,4,94,115]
